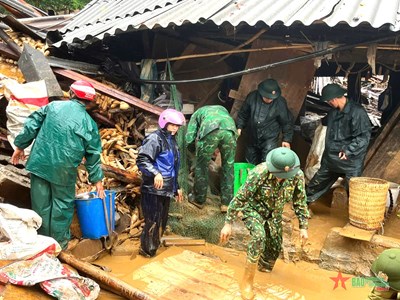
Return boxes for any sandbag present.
[3,78,48,155]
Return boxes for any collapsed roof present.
[53,0,400,48]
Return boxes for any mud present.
[95,242,372,300]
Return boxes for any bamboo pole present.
[215,28,268,63]
[58,251,152,300]
[136,44,400,65]
[139,44,312,64]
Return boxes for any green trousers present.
[243,213,282,271]
[30,174,75,249]
[194,129,236,205]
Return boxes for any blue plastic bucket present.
[75,190,116,239]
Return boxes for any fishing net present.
[166,62,226,244]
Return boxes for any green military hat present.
[371,248,400,291]
[266,147,300,179]
[258,79,281,99]
[319,83,347,102]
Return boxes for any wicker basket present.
[349,177,389,230]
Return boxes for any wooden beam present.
[163,239,206,247]
[58,251,151,300]
[102,164,141,184]
[142,45,312,64]
[0,28,21,55]
[0,43,19,60]
[332,227,400,248]
[364,105,400,168]
[53,69,164,116]
[215,28,268,63]
[228,89,246,102]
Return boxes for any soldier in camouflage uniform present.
[220,147,309,300]
[185,105,237,212]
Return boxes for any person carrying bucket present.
[137,108,185,258]
[11,80,105,249]
[220,147,309,300]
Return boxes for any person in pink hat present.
[136,108,185,257]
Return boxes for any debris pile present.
[0,28,148,244]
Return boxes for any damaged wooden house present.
[1,0,400,299]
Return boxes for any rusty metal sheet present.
[53,69,164,116]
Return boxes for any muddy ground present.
[2,190,398,299]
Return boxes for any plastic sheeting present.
[304,123,326,184]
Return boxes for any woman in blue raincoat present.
[136,108,185,257]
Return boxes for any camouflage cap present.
[258,79,281,99]
[320,83,346,102]
[371,248,400,291]
[266,147,300,179]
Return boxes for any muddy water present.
[96,242,371,300]
[94,198,375,299]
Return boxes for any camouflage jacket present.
[185,105,237,144]
[225,163,309,229]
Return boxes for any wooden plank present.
[371,234,400,248]
[228,89,246,101]
[131,248,304,299]
[0,43,19,60]
[102,164,141,184]
[338,223,375,241]
[230,39,316,120]
[364,104,400,167]
[163,239,206,247]
[363,115,400,183]
[53,69,164,116]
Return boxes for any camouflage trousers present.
[194,129,236,205]
[243,212,282,271]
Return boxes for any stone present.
[319,227,384,276]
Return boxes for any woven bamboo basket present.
[349,177,389,230]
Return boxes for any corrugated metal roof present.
[55,0,400,47]
[64,0,180,31]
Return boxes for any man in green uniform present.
[186,105,237,212]
[11,80,104,249]
[368,248,400,300]
[220,147,309,300]
[236,78,294,165]
[306,83,371,204]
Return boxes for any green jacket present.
[225,163,309,229]
[185,105,237,145]
[323,98,371,173]
[14,99,103,186]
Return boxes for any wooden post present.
[58,251,151,300]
